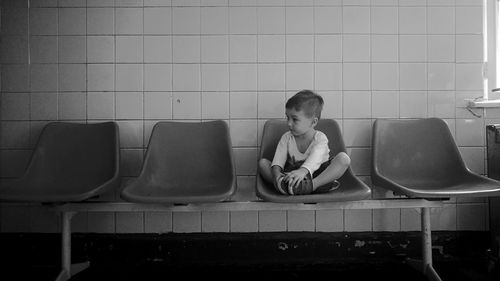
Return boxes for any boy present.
[258,90,351,195]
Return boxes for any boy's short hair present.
[285,90,324,119]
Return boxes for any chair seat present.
[121,121,237,204]
[372,118,500,199]
[0,122,120,203]
[256,119,371,203]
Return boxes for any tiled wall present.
[0,0,498,233]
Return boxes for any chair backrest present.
[372,118,467,184]
[259,119,346,161]
[140,121,235,192]
[23,122,119,193]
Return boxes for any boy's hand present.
[284,167,309,189]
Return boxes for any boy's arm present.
[301,133,329,175]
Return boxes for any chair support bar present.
[37,199,446,281]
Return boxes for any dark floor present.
[1,232,499,281]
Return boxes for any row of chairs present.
[2,118,500,281]
[2,118,500,204]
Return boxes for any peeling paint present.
[354,240,366,247]
[278,242,288,251]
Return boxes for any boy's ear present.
[312,117,319,126]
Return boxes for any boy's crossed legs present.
[258,152,351,195]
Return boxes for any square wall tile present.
[286,63,313,91]
[343,119,372,147]
[201,35,228,63]
[321,91,342,119]
[58,92,86,120]
[456,35,483,63]
[118,120,144,148]
[257,7,285,34]
[258,35,285,63]
[87,36,114,63]
[371,63,398,91]
[116,64,143,91]
[400,63,427,91]
[372,91,399,118]
[400,91,428,118]
[288,210,315,231]
[230,119,257,147]
[343,91,371,119]
[116,8,143,35]
[343,63,370,91]
[173,212,201,233]
[373,209,400,231]
[457,203,488,231]
[145,36,172,63]
[258,64,285,91]
[30,64,57,92]
[427,7,455,35]
[371,35,398,62]
[30,36,57,63]
[59,36,86,63]
[1,64,30,92]
[144,7,172,35]
[201,64,229,91]
[258,92,285,119]
[230,64,257,91]
[0,121,30,149]
[202,211,230,232]
[116,36,143,63]
[173,7,201,34]
[258,211,287,232]
[456,7,482,34]
[399,35,426,62]
[173,36,200,63]
[145,212,172,233]
[144,64,172,91]
[314,6,341,34]
[456,64,483,91]
[1,93,30,120]
[59,8,86,35]
[370,7,397,34]
[342,7,370,34]
[173,92,201,119]
[87,64,115,92]
[343,35,370,62]
[116,92,143,120]
[30,8,57,35]
[399,7,426,34]
[87,7,114,35]
[116,212,144,233]
[230,35,257,63]
[173,64,201,91]
[315,35,341,62]
[87,92,115,120]
[144,92,173,119]
[230,211,258,232]
[31,93,58,120]
[286,7,313,34]
[230,7,257,34]
[233,147,258,175]
[59,64,86,92]
[202,7,229,34]
[286,35,313,63]
[428,35,455,62]
[230,92,257,119]
[202,91,229,119]
[315,210,343,232]
[344,209,372,231]
[1,36,29,64]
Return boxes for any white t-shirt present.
[271,131,330,176]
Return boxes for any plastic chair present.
[0,121,120,281]
[256,119,371,203]
[371,118,500,281]
[121,121,237,204]
[372,118,500,198]
[0,122,120,202]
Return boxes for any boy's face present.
[285,108,318,137]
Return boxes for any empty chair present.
[256,119,371,203]
[371,118,500,281]
[0,121,120,281]
[372,118,500,198]
[0,122,120,202]
[121,121,236,204]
